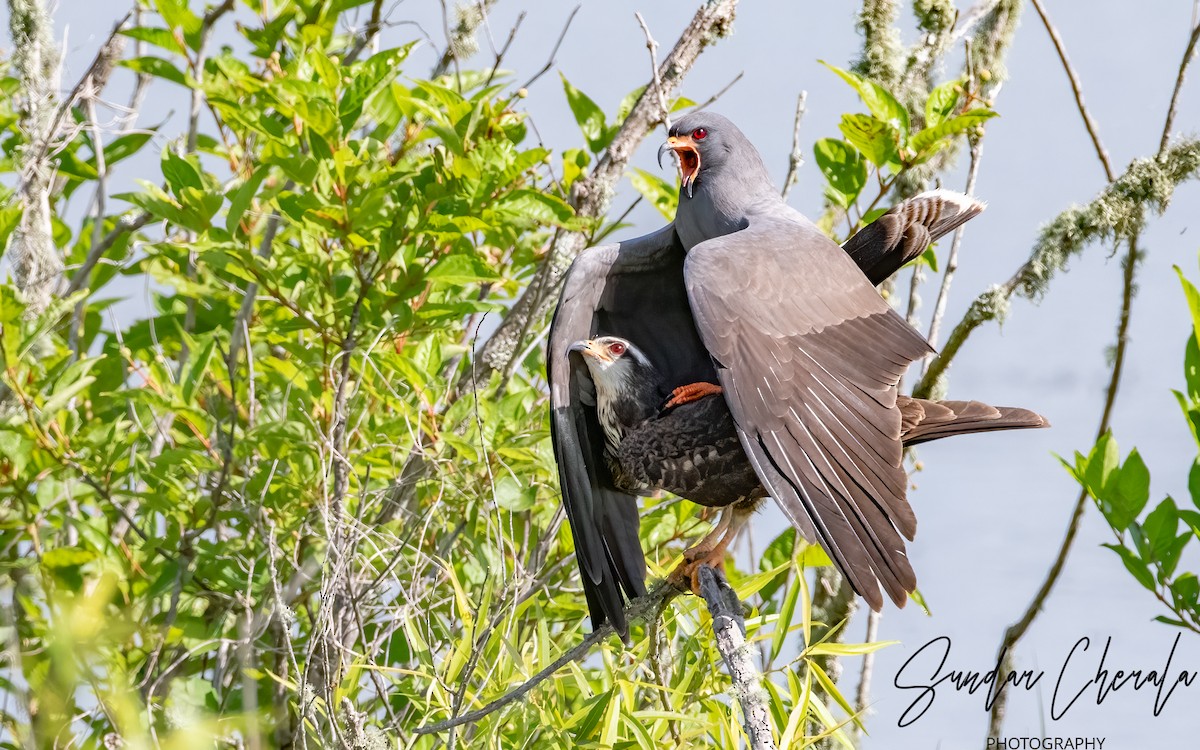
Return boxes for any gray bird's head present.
[568,336,664,447]
[658,112,773,200]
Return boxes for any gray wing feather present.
[685,215,933,609]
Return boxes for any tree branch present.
[8,0,63,314]
[473,0,739,384]
[697,566,776,750]
[780,91,808,200]
[1029,0,1114,182]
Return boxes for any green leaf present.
[120,56,189,87]
[910,109,998,155]
[493,475,536,512]
[181,336,216,405]
[838,114,899,168]
[1185,334,1200,403]
[1171,573,1199,610]
[820,61,909,135]
[426,254,500,285]
[560,74,609,153]
[628,168,677,220]
[1142,498,1178,561]
[925,79,961,128]
[102,132,155,167]
[161,149,203,193]
[916,245,938,272]
[1083,433,1119,499]
[812,138,867,208]
[1109,448,1151,530]
[153,0,201,48]
[43,548,97,569]
[226,167,269,236]
[120,26,185,55]
[1103,543,1157,591]
[1176,265,1200,347]
[771,570,801,662]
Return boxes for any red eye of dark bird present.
[693,128,707,140]
[609,342,626,355]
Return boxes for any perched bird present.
[548,111,1045,636]
[568,334,1045,590]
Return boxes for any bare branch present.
[1160,19,1200,154]
[518,5,581,92]
[780,91,808,200]
[635,12,672,131]
[925,137,983,350]
[64,211,151,295]
[473,0,740,385]
[343,0,386,65]
[698,566,776,750]
[1029,0,1114,181]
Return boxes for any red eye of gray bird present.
[692,128,707,140]
[609,341,626,355]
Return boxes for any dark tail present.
[898,397,1048,446]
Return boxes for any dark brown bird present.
[548,111,1046,637]
[569,334,1046,590]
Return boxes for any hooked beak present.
[568,339,608,362]
[658,135,700,198]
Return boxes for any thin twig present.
[1029,0,1114,181]
[517,5,581,92]
[65,210,151,294]
[343,0,385,65]
[780,91,808,200]
[1160,18,1200,155]
[635,12,671,130]
[925,137,983,351]
[850,609,881,745]
[691,70,745,113]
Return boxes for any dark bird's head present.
[658,112,772,200]
[569,336,664,449]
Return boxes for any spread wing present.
[843,189,985,283]
[549,223,714,636]
[684,214,934,609]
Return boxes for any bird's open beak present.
[658,135,700,198]
[568,339,609,362]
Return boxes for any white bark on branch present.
[7,0,62,314]
[697,566,776,750]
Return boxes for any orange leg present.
[669,504,754,594]
[665,381,723,409]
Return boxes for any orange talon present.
[665,381,723,409]
[668,502,754,595]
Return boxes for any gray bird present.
[548,111,1045,637]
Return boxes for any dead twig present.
[780,91,808,200]
[635,11,672,130]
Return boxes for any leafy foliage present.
[1062,262,1200,634]
[0,3,869,747]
